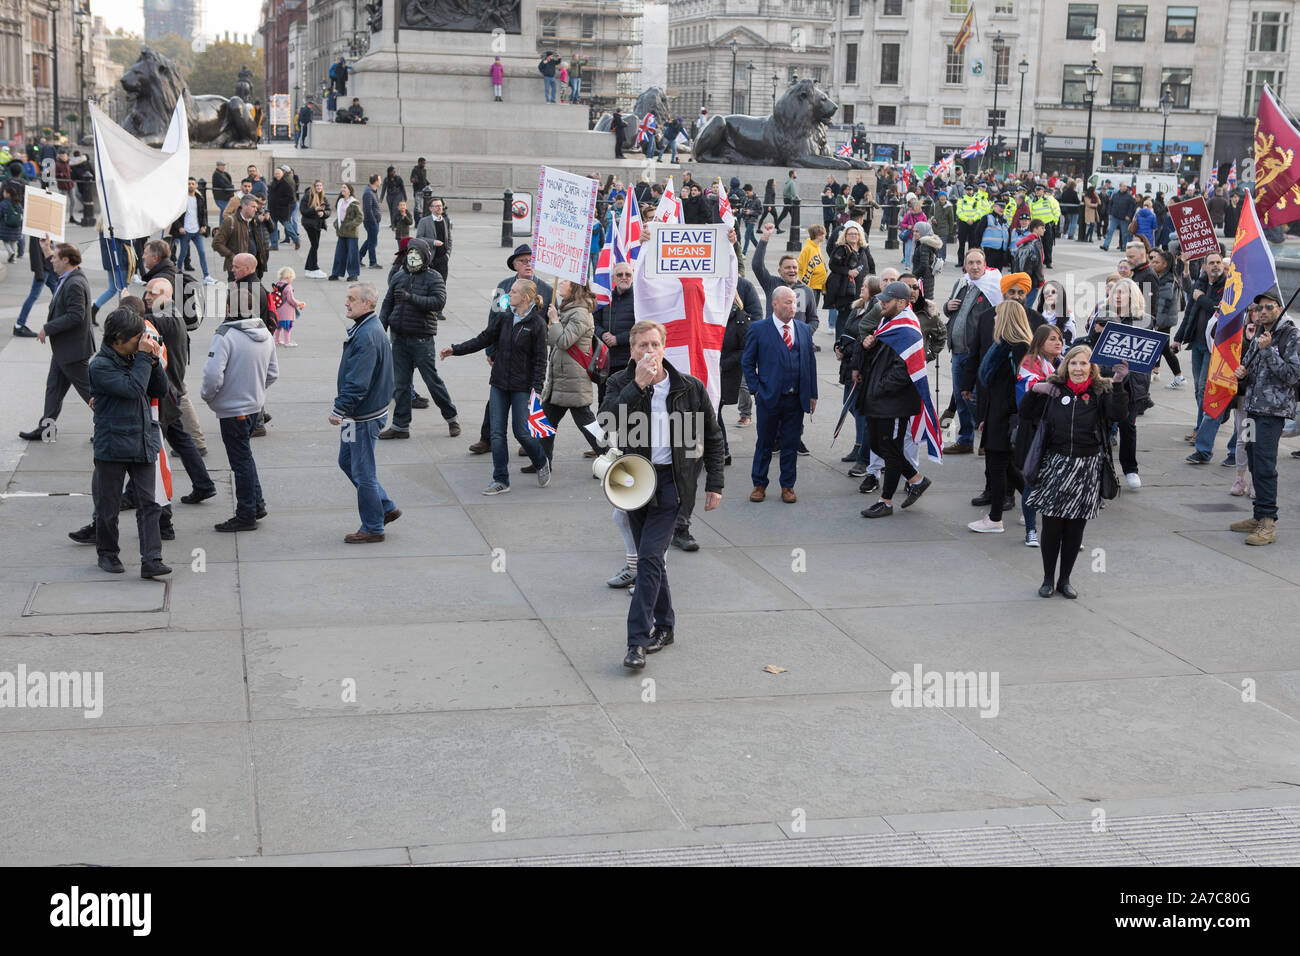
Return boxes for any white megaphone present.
[592,447,658,511]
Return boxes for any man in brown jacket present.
[212,194,269,279]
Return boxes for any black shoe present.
[12,324,37,338]
[160,526,175,541]
[623,645,647,669]
[181,488,217,504]
[68,524,96,544]
[797,442,810,456]
[214,517,257,532]
[1056,581,1078,599]
[140,560,172,578]
[256,505,268,520]
[328,275,340,281]
[861,500,893,518]
[858,474,879,494]
[261,411,272,424]
[971,491,992,507]
[98,554,125,574]
[1038,582,1054,598]
[840,444,861,463]
[521,463,539,474]
[723,454,732,466]
[120,495,136,511]
[411,394,431,409]
[645,627,675,654]
[250,426,267,438]
[671,530,699,552]
[1002,495,1016,512]
[901,475,932,509]
[91,303,100,326]
[18,427,45,441]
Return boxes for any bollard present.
[785,199,801,253]
[884,202,900,250]
[197,178,209,217]
[501,188,514,248]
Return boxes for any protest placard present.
[532,166,598,285]
[20,187,66,243]
[1168,197,1219,260]
[650,223,727,278]
[1091,322,1169,374]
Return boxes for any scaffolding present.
[536,0,643,111]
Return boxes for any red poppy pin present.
[1081,393,1090,402]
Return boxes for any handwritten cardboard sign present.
[1091,322,1169,374]
[651,223,727,278]
[1168,197,1219,260]
[532,166,598,285]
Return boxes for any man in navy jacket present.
[742,285,818,503]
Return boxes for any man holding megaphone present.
[599,320,725,670]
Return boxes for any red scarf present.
[1066,376,1092,397]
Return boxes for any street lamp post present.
[729,39,739,115]
[771,72,778,110]
[988,32,1005,172]
[1016,56,1028,173]
[747,62,754,113]
[75,2,89,142]
[1159,87,1174,175]
[1083,59,1103,177]
[50,0,62,136]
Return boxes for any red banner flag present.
[1253,85,1300,228]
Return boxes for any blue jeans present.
[950,352,976,445]
[488,386,547,486]
[215,198,229,220]
[295,123,310,148]
[656,139,678,163]
[1245,414,1284,520]
[902,238,913,268]
[1064,213,1079,240]
[543,76,557,102]
[1194,409,1238,458]
[1021,481,1038,533]
[165,418,214,496]
[742,220,756,252]
[218,415,265,523]
[1101,215,1125,250]
[626,465,677,646]
[570,77,581,102]
[843,381,867,460]
[359,221,379,265]
[282,214,300,245]
[331,235,360,277]
[1025,286,1039,311]
[391,335,458,430]
[16,271,57,326]
[339,415,396,534]
[93,268,126,310]
[752,392,804,489]
[1190,342,1210,428]
[177,233,210,279]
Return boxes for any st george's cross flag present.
[637,112,657,146]
[873,305,943,463]
[961,137,989,159]
[655,176,683,223]
[716,178,735,227]
[633,228,738,410]
[142,318,174,505]
[1203,192,1278,418]
[526,389,556,438]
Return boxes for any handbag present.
[1126,217,1138,236]
[1100,422,1121,500]
[580,338,610,384]
[1022,412,1051,485]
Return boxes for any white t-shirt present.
[649,374,672,465]
[184,195,200,233]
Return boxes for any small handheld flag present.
[636,112,657,146]
[1227,160,1237,192]
[655,176,682,223]
[716,178,735,227]
[837,142,852,158]
[961,137,989,159]
[527,390,556,438]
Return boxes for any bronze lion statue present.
[120,48,259,149]
[595,87,683,152]
[693,79,868,169]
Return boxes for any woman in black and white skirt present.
[1020,344,1129,599]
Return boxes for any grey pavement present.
[2,215,1300,867]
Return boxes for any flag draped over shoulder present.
[1203,192,1278,417]
[1253,84,1300,228]
[633,233,738,410]
[90,100,189,240]
[874,305,943,463]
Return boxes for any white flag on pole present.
[90,99,189,240]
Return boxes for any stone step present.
[311,123,614,161]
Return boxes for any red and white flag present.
[655,176,682,223]
[143,319,173,505]
[836,142,852,158]
[633,237,738,410]
[715,178,735,227]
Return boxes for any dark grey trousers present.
[93,459,161,562]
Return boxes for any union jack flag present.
[1016,355,1056,408]
[617,189,643,263]
[1226,159,1237,191]
[837,142,852,157]
[526,389,555,438]
[873,306,942,463]
[637,112,657,145]
[716,178,735,226]
[592,217,616,306]
[961,137,989,159]
[1205,177,1215,199]
[930,151,957,178]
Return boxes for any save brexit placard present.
[532,166,598,285]
[651,223,727,278]
[1091,322,1170,374]
[1168,197,1220,260]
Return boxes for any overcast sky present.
[91,0,262,38]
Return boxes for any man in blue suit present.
[743,286,818,503]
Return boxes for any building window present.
[32,52,50,88]
[987,108,1006,130]
[1250,11,1289,52]
[843,104,855,123]
[994,2,1015,13]
[880,42,900,84]
[1062,63,1091,104]
[582,15,596,39]
[943,107,962,126]
[883,0,904,15]
[994,45,1010,85]
[815,29,826,46]
[1067,4,1098,39]
[845,42,858,84]
[945,43,965,85]
[1110,66,1143,106]
[1116,4,1147,41]
[1165,6,1197,42]
[848,0,861,15]
[1161,68,1192,107]
[878,105,897,126]
[1245,70,1284,115]
[811,66,824,84]
[949,0,970,13]
[541,13,556,38]
[30,13,49,44]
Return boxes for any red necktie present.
[782,324,793,349]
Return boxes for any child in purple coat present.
[490,58,504,102]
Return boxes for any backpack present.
[268,281,286,313]
[1012,239,1036,274]
[2,201,20,228]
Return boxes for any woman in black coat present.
[716,290,750,466]
[1021,344,1130,598]
[757,178,778,229]
[826,223,872,317]
[380,166,407,222]
[969,301,1033,534]
[1014,323,1065,546]
[298,179,331,276]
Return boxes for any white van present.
[1089,168,1181,198]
